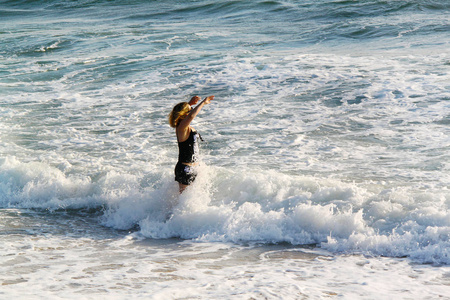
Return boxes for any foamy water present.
[1,0,449,298]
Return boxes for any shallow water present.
[1,209,449,300]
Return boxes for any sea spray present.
[0,157,96,209]
[1,151,448,264]
[134,165,450,264]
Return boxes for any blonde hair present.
[169,102,191,128]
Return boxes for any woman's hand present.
[178,95,215,131]
[203,95,215,104]
[189,96,201,106]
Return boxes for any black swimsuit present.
[174,129,202,185]
[177,129,201,164]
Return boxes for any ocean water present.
[1,0,449,298]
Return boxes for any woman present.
[169,95,215,193]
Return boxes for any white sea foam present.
[2,48,450,264]
[1,229,448,299]
[1,1,450,298]
[2,154,448,264]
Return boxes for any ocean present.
[1,0,449,298]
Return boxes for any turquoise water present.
[1,1,450,298]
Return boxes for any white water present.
[2,51,449,264]
[1,0,450,298]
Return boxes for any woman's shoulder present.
[177,126,192,142]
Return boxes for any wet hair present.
[168,102,191,128]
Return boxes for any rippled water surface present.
[1,0,449,298]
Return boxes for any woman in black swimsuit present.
[169,95,215,193]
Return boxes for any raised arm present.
[177,96,214,141]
